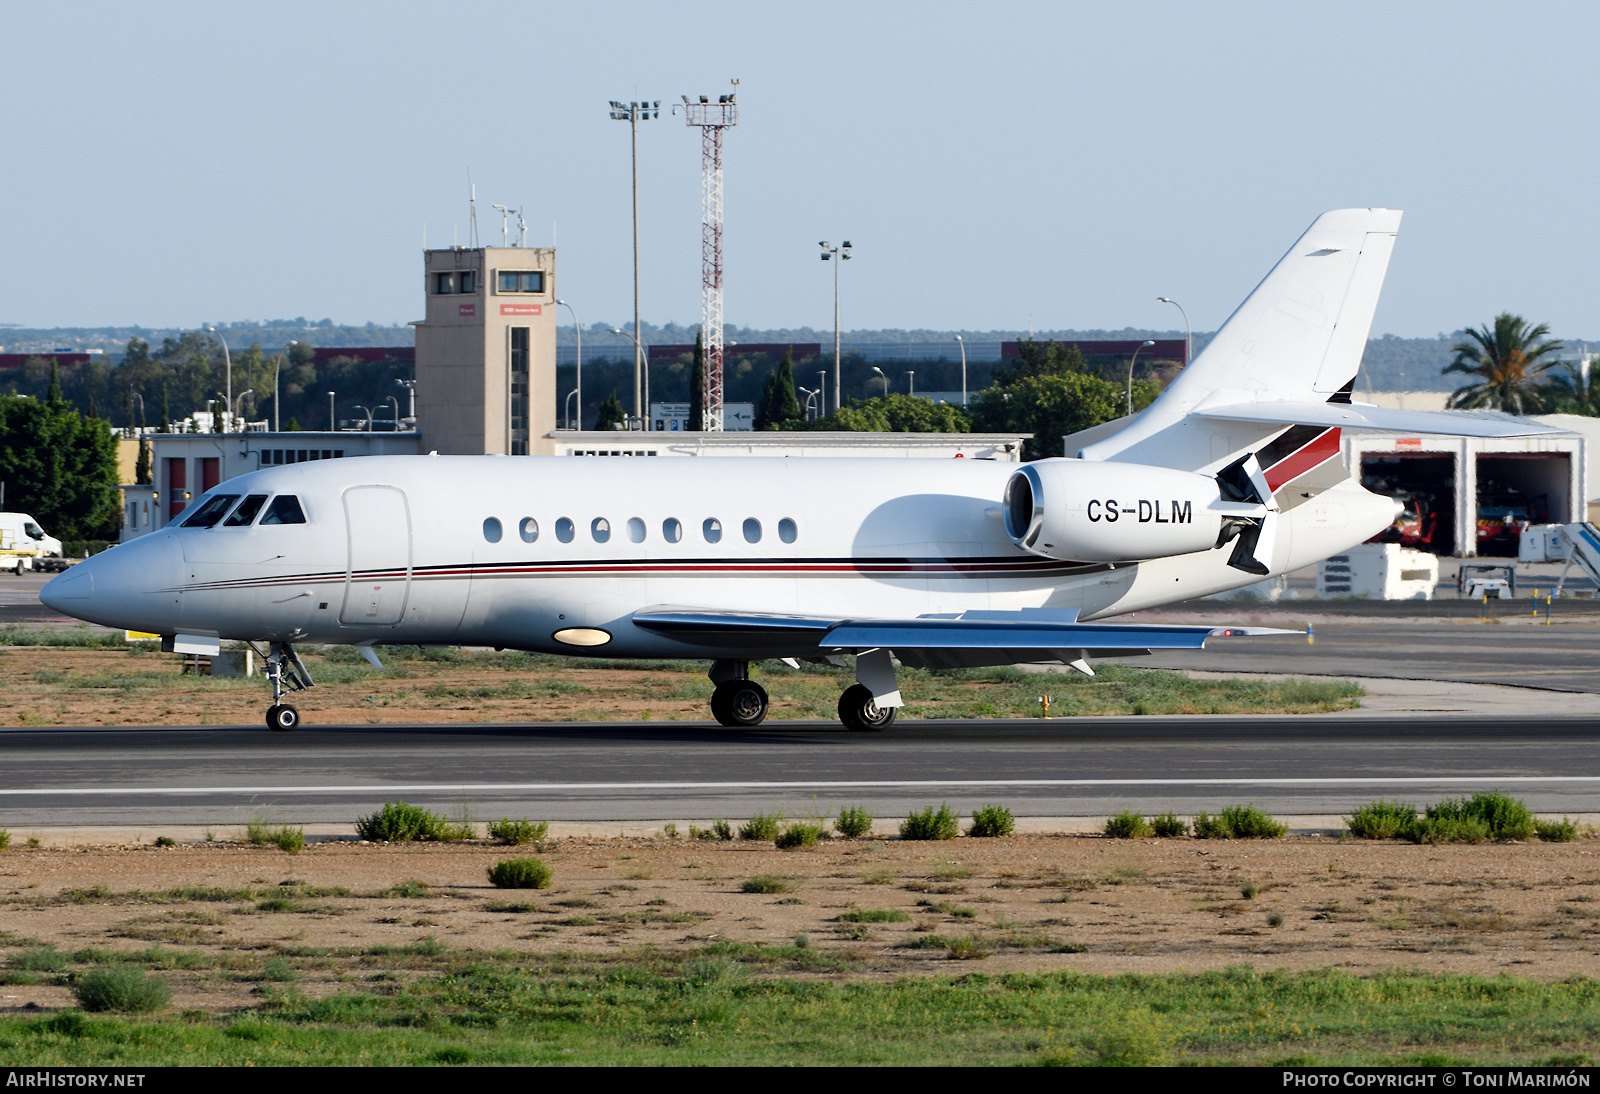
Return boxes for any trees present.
[0,394,121,539]
[800,393,971,433]
[593,389,627,431]
[688,331,705,431]
[755,346,803,430]
[967,337,1158,458]
[1444,313,1564,414]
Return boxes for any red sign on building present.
[500,304,542,316]
[458,303,477,317]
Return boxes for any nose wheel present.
[711,679,769,727]
[266,704,300,732]
[255,641,314,731]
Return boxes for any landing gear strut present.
[708,660,769,727]
[838,683,895,731]
[257,642,314,731]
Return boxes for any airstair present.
[1546,523,1600,598]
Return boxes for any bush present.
[900,803,960,841]
[1407,815,1492,844]
[1537,817,1580,842]
[1104,809,1151,839]
[1347,799,1418,840]
[245,819,304,854]
[835,806,874,839]
[739,812,783,841]
[487,818,548,845]
[356,800,452,842]
[837,908,909,923]
[968,804,1015,838]
[0,829,9,851]
[1150,812,1187,838]
[742,874,791,894]
[1193,805,1285,839]
[775,822,824,850]
[71,968,171,1013]
[13,946,68,972]
[1421,790,1534,841]
[486,857,552,889]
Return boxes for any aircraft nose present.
[40,534,182,631]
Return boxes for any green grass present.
[836,908,910,923]
[7,960,1600,1064]
[967,804,1015,838]
[900,804,960,841]
[354,800,471,843]
[834,806,873,839]
[487,819,548,846]
[741,875,791,894]
[70,967,172,1013]
[738,812,783,842]
[487,858,552,890]
[1192,805,1286,840]
[245,818,305,854]
[0,829,8,851]
[774,823,824,850]
[1347,799,1418,840]
[1104,810,1151,839]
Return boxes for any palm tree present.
[1444,313,1564,414]
[1542,354,1600,416]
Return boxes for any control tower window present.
[434,272,455,294]
[497,270,544,293]
[459,270,476,293]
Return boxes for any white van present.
[0,513,63,573]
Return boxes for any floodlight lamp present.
[1157,296,1171,304]
[842,241,852,248]
[681,94,690,104]
[1141,339,1156,347]
[700,95,709,103]
[819,241,830,248]
[820,253,830,261]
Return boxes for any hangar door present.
[341,486,412,625]
[1360,454,1456,557]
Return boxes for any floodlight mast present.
[609,97,660,424]
[679,81,738,431]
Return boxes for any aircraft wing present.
[1193,400,1562,438]
[631,606,1294,669]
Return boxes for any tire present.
[266,704,299,732]
[710,680,769,727]
[838,684,895,732]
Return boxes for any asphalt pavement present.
[4,715,1600,827]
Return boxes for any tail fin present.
[1080,208,1402,473]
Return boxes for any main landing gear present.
[255,641,315,732]
[706,649,904,731]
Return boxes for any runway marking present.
[5,776,1600,796]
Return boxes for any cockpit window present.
[224,494,269,527]
[180,494,240,528]
[260,495,307,525]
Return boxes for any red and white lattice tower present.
[683,86,738,430]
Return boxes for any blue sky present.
[2,1,1596,339]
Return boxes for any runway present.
[4,715,1600,826]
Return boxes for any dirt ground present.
[5,834,1600,1015]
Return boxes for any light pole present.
[270,340,297,432]
[207,327,233,431]
[130,392,145,432]
[817,371,827,414]
[564,389,578,430]
[327,392,336,432]
[557,298,580,430]
[609,329,652,430]
[819,240,852,413]
[385,395,400,430]
[395,378,417,429]
[955,334,968,407]
[1157,297,1192,366]
[905,370,915,397]
[798,386,818,420]
[1127,340,1155,416]
[870,366,890,397]
[352,405,373,431]
[233,389,254,426]
[609,98,659,424]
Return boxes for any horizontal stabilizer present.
[1195,401,1563,439]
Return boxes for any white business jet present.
[42,209,1556,731]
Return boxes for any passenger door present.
[341,486,411,626]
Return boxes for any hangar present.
[1345,405,1588,557]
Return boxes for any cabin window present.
[627,517,646,543]
[518,517,539,543]
[260,495,307,525]
[483,517,503,543]
[779,517,798,544]
[663,518,682,543]
[180,494,239,528]
[224,494,268,527]
[591,517,611,543]
[555,517,574,543]
[743,518,761,544]
[703,518,722,544]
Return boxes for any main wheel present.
[266,704,299,732]
[710,680,769,727]
[838,684,895,732]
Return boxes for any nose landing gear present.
[256,642,314,732]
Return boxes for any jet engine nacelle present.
[1003,458,1227,563]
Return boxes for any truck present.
[0,513,66,574]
